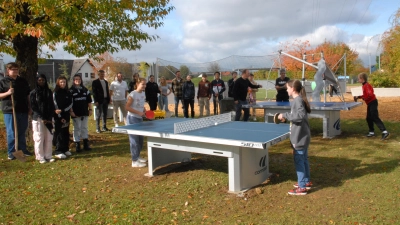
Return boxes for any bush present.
[369,71,400,87]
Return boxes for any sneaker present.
[24,151,33,156]
[294,182,313,190]
[381,132,390,140]
[288,187,308,196]
[138,157,147,163]
[64,151,72,156]
[96,129,101,133]
[8,156,15,160]
[102,127,110,132]
[132,160,146,168]
[366,133,375,137]
[55,153,67,159]
[39,159,47,164]
[46,158,55,163]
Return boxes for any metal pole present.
[52,62,55,87]
[279,51,318,69]
[369,54,371,74]
[344,53,347,91]
[302,52,306,85]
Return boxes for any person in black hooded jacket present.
[182,75,195,118]
[30,74,56,163]
[53,76,74,159]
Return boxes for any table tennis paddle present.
[145,110,155,120]
[273,113,281,124]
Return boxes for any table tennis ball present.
[215,122,218,126]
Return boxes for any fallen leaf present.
[79,210,86,214]
[185,201,188,206]
[66,214,76,219]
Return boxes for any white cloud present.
[1,0,397,68]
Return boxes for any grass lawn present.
[0,111,399,224]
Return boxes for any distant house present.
[38,58,96,85]
[71,59,96,84]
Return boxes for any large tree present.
[0,0,174,87]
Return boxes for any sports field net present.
[174,112,232,134]
[157,55,276,76]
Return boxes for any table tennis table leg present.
[228,147,271,193]
[228,148,241,192]
[146,140,192,177]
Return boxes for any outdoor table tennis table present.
[243,101,362,138]
[112,113,290,193]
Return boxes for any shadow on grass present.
[267,152,399,190]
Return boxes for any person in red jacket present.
[355,73,389,140]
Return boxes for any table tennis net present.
[174,112,233,134]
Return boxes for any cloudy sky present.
[2,0,399,67]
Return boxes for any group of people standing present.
[0,63,93,163]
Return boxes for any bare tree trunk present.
[12,34,38,150]
[12,34,38,89]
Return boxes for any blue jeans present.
[293,148,310,188]
[127,115,144,161]
[174,96,184,117]
[3,113,29,157]
[95,101,108,130]
[234,100,250,121]
[159,95,170,112]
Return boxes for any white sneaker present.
[47,158,55,163]
[132,160,146,168]
[138,157,147,163]
[55,154,67,159]
[64,151,72,156]
[115,123,119,127]
[39,159,47,164]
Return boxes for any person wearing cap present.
[275,68,290,102]
[197,73,211,117]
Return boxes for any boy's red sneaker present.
[293,181,313,190]
[288,187,308,196]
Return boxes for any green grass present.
[0,113,399,224]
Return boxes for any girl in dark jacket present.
[53,76,74,159]
[30,74,55,163]
[70,74,93,152]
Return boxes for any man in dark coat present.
[92,70,110,133]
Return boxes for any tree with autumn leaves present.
[371,8,400,87]
[277,39,364,81]
[0,0,174,87]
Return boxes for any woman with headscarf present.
[69,74,93,152]
[53,76,74,159]
[30,74,55,163]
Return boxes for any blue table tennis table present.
[112,113,290,193]
[243,101,362,138]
